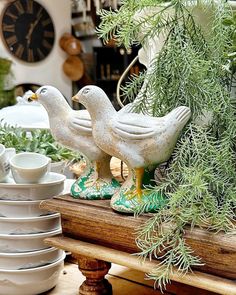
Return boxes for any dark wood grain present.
[40,194,236,280]
[75,255,112,295]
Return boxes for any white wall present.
[0,0,72,99]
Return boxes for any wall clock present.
[1,0,55,63]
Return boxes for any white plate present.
[0,247,64,270]
[0,200,53,218]
[0,228,62,253]
[0,252,65,295]
[0,213,61,234]
[0,172,66,200]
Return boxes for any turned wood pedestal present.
[40,195,236,295]
[75,255,112,295]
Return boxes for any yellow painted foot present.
[85,178,110,190]
[125,188,143,202]
[125,167,145,202]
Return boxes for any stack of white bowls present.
[0,150,66,295]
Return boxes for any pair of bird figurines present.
[30,86,191,213]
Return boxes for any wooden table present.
[40,194,236,295]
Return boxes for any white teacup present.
[0,144,11,182]
[10,152,51,184]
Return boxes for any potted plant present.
[0,123,81,174]
[97,0,236,289]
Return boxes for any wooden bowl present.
[63,56,84,81]
[59,33,81,55]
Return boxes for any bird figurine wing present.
[110,113,160,140]
[68,109,92,134]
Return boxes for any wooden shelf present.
[40,195,236,281]
[45,235,236,295]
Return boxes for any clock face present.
[1,0,55,63]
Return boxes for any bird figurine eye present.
[40,88,47,94]
[82,88,90,95]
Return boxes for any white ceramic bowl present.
[0,200,53,217]
[10,152,51,184]
[0,252,65,295]
[0,213,61,234]
[0,228,61,253]
[0,247,64,270]
[0,172,65,200]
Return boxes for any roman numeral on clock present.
[42,18,51,27]
[37,48,45,59]
[14,1,24,15]
[42,39,52,50]
[5,11,17,20]
[6,35,17,47]
[27,0,34,14]
[27,49,34,62]
[44,31,54,38]
[2,23,15,32]
[15,44,24,58]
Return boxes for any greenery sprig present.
[0,123,81,162]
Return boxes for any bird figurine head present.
[73,85,115,116]
[30,86,70,115]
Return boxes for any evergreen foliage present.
[0,58,15,108]
[98,0,236,289]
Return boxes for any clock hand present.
[26,23,34,45]
[26,14,42,46]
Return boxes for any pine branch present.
[120,71,147,104]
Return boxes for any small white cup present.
[0,144,10,182]
[10,152,51,184]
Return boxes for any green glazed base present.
[71,166,121,200]
[110,168,166,213]
[111,186,166,213]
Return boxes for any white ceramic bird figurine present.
[30,86,120,199]
[73,85,191,211]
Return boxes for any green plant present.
[0,123,81,162]
[222,9,236,94]
[0,58,15,109]
[97,0,235,290]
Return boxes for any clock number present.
[42,18,51,27]
[6,35,17,47]
[27,49,34,62]
[26,1,34,14]
[37,48,45,59]
[2,23,15,33]
[14,1,24,15]
[44,31,54,38]
[15,44,24,59]
[42,39,52,50]
[5,11,17,21]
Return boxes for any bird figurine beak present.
[29,93,38,101]
[72,95,79,102]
